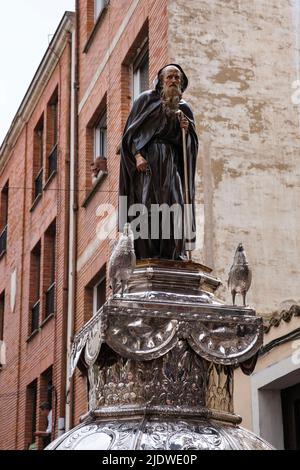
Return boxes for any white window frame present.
[131,41,149,104]
[93,276,106,316]
[94,0,107,22]
[94,112,107,161]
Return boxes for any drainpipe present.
[15,121,28,449]
[65,5,79,433]
[57,29,72,438]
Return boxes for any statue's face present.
[162,66,182,91]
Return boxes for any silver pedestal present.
[48,260,273,450]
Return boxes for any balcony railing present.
[45,282,55,318]
[34,168,43,200]
[0,225,7,257]
[48,144,57,177]
[31,300,40,333]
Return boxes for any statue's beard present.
[160,84,182,116]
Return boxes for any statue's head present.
[161,65,182,90]
[154,64,188,116]
[154,63,189,93]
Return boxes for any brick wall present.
[0,28,72,449]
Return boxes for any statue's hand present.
[135,154,148,173]
[179,114,189,131]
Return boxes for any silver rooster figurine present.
[108,223,136,296]
[228,243,252,306]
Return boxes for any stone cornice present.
[263,304,300,334]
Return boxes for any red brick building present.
[0,12,75,450]
[0,0,171,449]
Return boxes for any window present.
[0,182,8,257]
[282,383,300,449]
[93,277,106,316]
[0,291,4,341]
[46,88,58,179]
[86,96,108,194]
[29,241,41,333]
[84,269,106,321]
[94,0,107,21]
[41,367,53,409]
[39,368,53,449]
[132,45,149,102]
[44,221,56,320]
[33,116,44,201]
[0,291,6,368]
[25,379,37,449]
[28,221,57,335]
[94,112,107,160]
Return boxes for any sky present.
[0,0,75,145]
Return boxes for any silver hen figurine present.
[228,243,252,306]
[108,223,136,296]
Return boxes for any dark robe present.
[119,89,198,260]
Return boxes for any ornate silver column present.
[47,260,273,450]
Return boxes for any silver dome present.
[47,416,273,450]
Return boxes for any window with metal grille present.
[47,88,58,179]
[0,181,8,257]
[33,116,44,201]
[44,221,56,319]
[29,241,41,333]
[0,291,4,341]
[48,145,57,177]
[31,300,40,333]
[34,168,43,201]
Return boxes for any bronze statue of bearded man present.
[119,64,198,260]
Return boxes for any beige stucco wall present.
[168,0,300,315]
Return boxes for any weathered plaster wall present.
[168,0,300,315]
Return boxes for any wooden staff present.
[177,110,192,261]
